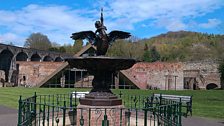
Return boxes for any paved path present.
[183,116,224,126]
[0,105,17,126]
[0,105,223,126]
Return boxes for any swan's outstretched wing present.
[71,31,96,43]
[108,30,131,42]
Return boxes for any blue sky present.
[0,0,223,46]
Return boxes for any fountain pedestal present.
[80,69,122,106]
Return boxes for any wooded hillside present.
[106,31,224,62]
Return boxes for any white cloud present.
[166,20,187,31]
[151,18,187,31]
[0,0,223,46]
[106,0,223,20]
[104,0,224,30]
[0,33,25,45]
[0,4,97,46]
[199,19,222,28]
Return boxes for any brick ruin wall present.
[127,61,221,90]
[127,62,184,90]
[16,61,65,87]
[183,61,220,89]
[15,60,221,89]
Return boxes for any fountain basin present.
[66,56,136,106]
[66,56,136,71]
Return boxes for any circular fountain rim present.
[66,56,136,60]
[66,56,136,71]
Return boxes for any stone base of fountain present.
[76,104,126,126]
[80,92,122,106]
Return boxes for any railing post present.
[159,93,162,105]
[34,92,37,120]
[70,93,73,108]
[127,109,130,126]
[80,109,84,126]
[135,109,138,126]
[47,98,50,126]
[102,109,109,126]
[42,104,46,126]
[63,101,66,126]
[18,96,22,126]
[179,98,182,126]
[120,108,123,126]
[74,91,77,107]
[88,108,91,126]
[119,91,122,98]
[143,108,147,126]
[151,94,154,107]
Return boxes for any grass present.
[113,89,224,119]
[0,87,223,119]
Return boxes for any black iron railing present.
[18,92,182,126]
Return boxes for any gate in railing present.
[18,92,182,126]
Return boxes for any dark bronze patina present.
[67,9,136,106]
[70,8,131,56]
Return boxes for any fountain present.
[17,10,183,126]
[66,8,136,125]
[66,8,136,106]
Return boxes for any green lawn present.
[0,88,223,119]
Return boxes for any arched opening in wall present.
[16,52,28,61]
[31,54,41,61]
[206,83,218,90]
[0,49,14,82]
[193,83,197,90]
[55,57,63,62]
[43,56,53,62]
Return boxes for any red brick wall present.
[16,61,65,87]
[125,62,184,90]
[125,61,221,90]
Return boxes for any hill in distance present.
[107,30,224,62]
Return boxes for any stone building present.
[0,43,72,86]
[16,61,68,87]
[125,61,221,90]
[125,62,184,90]
[2,43,221,90]
[183,61,220,90]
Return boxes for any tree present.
[24,33,52,50]
[63,44,74,54]
[51,42,61,47]
[218,60,224,89]
[58,47,65,53]
[107,40,128,57]
[143,44,151,62]
[48,46,66,53]
[149,46,160,62]
[143,50,151,62]
[73,39,83,53]
[48,47,59,52]
[62,40,83,55]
